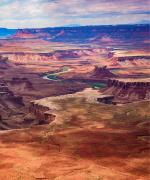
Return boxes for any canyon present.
[0,24,149,179]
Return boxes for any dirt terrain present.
[0,98,149,179]
[0,25,150,179]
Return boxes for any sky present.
[0,0,150,28]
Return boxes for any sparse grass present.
[55,98,150,123]
[38,121,71,144]
[35,93,150,149]
[111,102,150,126]
[46,97,150,130]
[52,97,114,123]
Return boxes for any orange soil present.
[0,123,149,180]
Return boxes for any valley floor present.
[0,108,149,180]
[0,26,149,179]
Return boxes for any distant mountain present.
[0,24,149,50]
[11,24,150,50]
[0,28,16,38]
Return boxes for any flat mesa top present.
[113,78,150,83]
[98,95,114,98]
[32,88,101,108]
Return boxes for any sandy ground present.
[0,96,149,180]
[0,123,149,180]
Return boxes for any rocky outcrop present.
[0,82,25,129]
[12,29,51,39]
[110,56,150,68]
[29,102,56,124]
[0,55,10,69]
[0,81,47,130]
[7,77,34,91]
[3,53,54,64]
[90,66,116,79]
[0,82,24,106]
[3,77,34,96]
[104,79,150,102]
[2,49,107,63]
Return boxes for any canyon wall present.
[91,66,116,78]
[29,102,56,124]
[2,53,54,64]
[3,51,149,71]
[2,48,108,62]
[104,79,150,102]
[0,82,25,129]
[0,55,10,69]
[110,56,150,68]
[7,77,34,93]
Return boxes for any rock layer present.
[104,79,150,102]
[29,102,56,124]
[90,66,116,79]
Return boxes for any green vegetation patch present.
[47,74,58,80]
[91,83,107,89]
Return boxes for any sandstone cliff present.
[90,66,116,79]
[0,55,10,69]
[104,79,150,102]
[7,77,34,93]
[29,102,56,125]
[110,56,150,68]
[0,82,25,129]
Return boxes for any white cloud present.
[0,0,149,28]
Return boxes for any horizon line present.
[0,23,150,30]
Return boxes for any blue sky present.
[0,0,149,28]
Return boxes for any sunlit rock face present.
[91,66,116,79]
[104,79,150,102]
[29,102,56,125]
[110,56,150,68]
[0,82,24,109]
